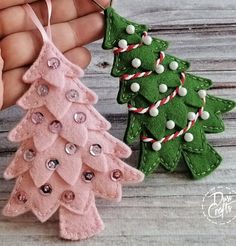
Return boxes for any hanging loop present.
[24,0,52,42]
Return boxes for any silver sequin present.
[66,89,80,102]
[15,191,28,204]
[82,171,95,183]
[65,143,78,155]
[47,57,60,69]
[46,159,60,170]
[37,84,49,97]
[61,190,75,203]
[31,112,44,124]
[39,184,52,195]
[48,120,62,134]
[74,112,86,124]
[111,169,123,182]
[89,144,102,156]
[23,149,36,162]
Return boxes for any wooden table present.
[0,0,235,245]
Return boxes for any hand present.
[0,0,109,109]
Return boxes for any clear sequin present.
[48,120,62,134]
[40,184,52,195]
[111,169,123,181]
[89,144,102,156]
[73,112,87,124]
[61,190,75,203]
[82,171,95,183]
[37,84,49,97]
[15,191,28,204]
[66,89,80,102]
[31,112,44,124]
[23,149,36,162]
[47,57,60,69]
[65,143,78,155]
[46,159,60,170]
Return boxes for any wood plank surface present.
[0,0,236,245]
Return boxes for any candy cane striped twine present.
[128,72,186,114]
[113,31,149,55]
[121,51,165,81]
[141,97,206,145]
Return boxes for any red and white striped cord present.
[141,97,206,145]
[121,51,165,81]
[113,31,148,55]
[128,72,186,114]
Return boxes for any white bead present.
[198,90,207,99]
[184,133,194,142]
[149,107,159,117]
[178,87,187,97]
[130,83,140,93]
[152,142,162,151]
[142,35,153,45]
[166,120,175,129]
[155,64,165,74]
[126,25,135,34]
[118,39,128,49]
[187,112,196,121]
[169,61,179,71]
[132,58,142,68]
[201,111,210,120]
[159,84,168,93]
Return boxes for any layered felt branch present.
[102,7,235,179]
[3,39,144,240]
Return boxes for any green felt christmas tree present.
[102,7,235,179]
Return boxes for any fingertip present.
[64,47,91,69]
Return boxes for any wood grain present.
[0,0,236,245]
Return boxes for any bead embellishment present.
[142,96,207,148]
[40,184,52,195]
[89,144,102,156]
[23,149,36,162]
[82,171,95,183]
[130,82,140,93]
[47,57,60,69]
[65,89,80,102]
[46,159,60,170]
[31,112,44,124]
[126,25,135,34]
[48,120,62,134]
[61,190,75,203]
[65,143,78,155]
[74,112,86,124]
[111,169,123,181]
[15,191,28,204]
[37,84,49,97]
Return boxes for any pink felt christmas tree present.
[2,1,144,240]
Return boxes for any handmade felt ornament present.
[2,0,144,241]
[98,4,236,179]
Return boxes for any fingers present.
[1,12,104,71]
[2,46,91,109]
[0,0,110,37]
[0,0,37,10]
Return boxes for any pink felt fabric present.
[8,104,111,151]
[3,1,145,241]
[17,77,98,119]
[59,203,104,241]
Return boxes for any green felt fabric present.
[103,7,149,50]
[183,143,222,179]
[102,7,236,179]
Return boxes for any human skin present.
[0,0,110,109]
